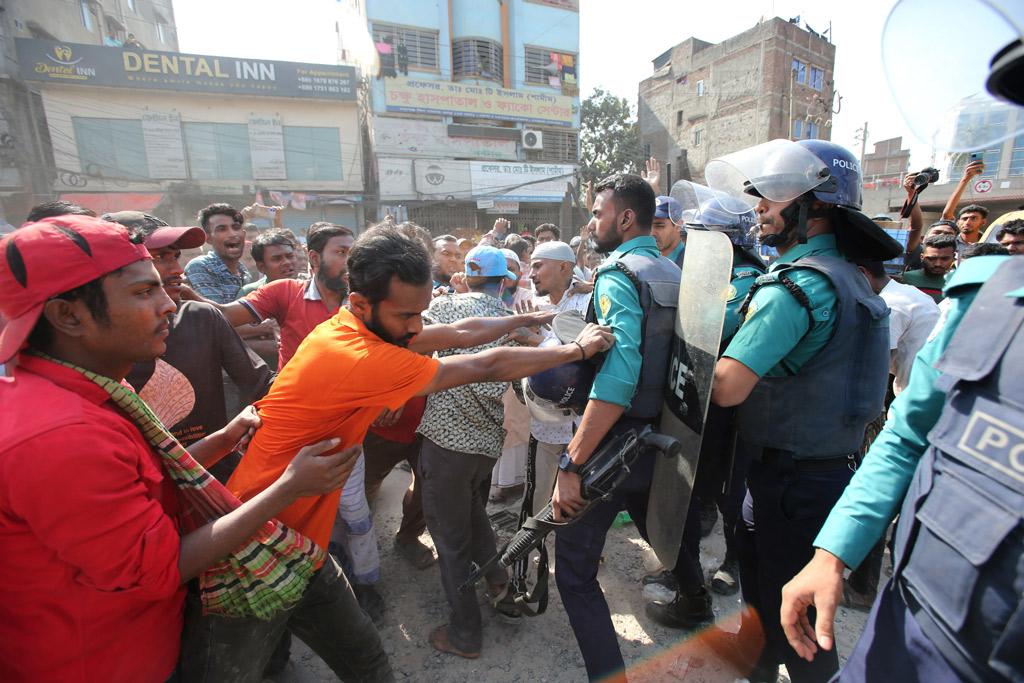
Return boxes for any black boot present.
[645,587,714,629]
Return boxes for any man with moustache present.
[179,225,613,678]
[185,204,250,303]
[106,212,274,484]
[651,195,686,266]
[706,139,899,682]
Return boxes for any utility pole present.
[854,121,869,169]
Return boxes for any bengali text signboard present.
[384,77,574,127]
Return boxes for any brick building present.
[638,17,836,193]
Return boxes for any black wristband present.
[572,340,586,361]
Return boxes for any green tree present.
[579,88,642,183]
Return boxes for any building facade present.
[366,0,580,235]
[864,102,1024,222]
[0,0,179,229]
[13,38,365,234]
[638,17,836,193]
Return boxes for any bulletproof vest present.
[734,255,890,456]
[587,252,679,420]
[891,258,1024,683]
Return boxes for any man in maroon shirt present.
[0,216,357,682]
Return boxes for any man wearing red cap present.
[0,215,362,682]
[105,211,275,483]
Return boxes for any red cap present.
[0,215,151,361]
[101,210,206,250]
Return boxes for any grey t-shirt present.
[126,301,274,480]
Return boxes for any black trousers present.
[738,451,855,683]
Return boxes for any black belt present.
[756,448,858,472]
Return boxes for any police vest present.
[587,252,679,420]
[734,255,890,456]
[891,258,1023,683]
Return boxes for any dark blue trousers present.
[738,453,854,683]
[835,580,961,682]
[554,421,702,681]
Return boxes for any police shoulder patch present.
[599,293,612,318]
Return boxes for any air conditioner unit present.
[521,129,544,150]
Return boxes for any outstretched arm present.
[179,285,258,327]
[408,310,555,354]
[941,160,984,221]
[416,323,613,395]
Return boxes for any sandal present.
[428,625,480,659]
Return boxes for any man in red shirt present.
[0,216,358,683]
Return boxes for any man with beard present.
[186,222,392,624]
[899,233,957,303]
[179,225,613,679]
[188,222,355,369]
[105,212,274,483]
[185,204,250,303]
[549,174,682,682]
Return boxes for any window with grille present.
[453,38,503,82]
[525,46,578,87]
[371,22,439,72]
[72,117,148,179]
[284,126,343,180]
[524,128,579,163]
[184,122,253,179]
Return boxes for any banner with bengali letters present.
[383,77,575,127]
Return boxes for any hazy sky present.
[175,0,929,169]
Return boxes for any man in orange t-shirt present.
[180,225,615,679]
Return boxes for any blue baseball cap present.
[654,195,681,219]
[465,245,516,279]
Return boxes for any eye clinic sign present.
[17,39,357,101]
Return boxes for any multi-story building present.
[638,17,836,193]
[0,0,179,228]
[865,101,1024,222]
[366,0,580,235]
[860,136,911,217]
[11,41,365,234]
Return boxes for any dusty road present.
[279,466,870,682]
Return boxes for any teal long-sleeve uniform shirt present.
[814,255,1012,568]
[723,234,839,377]
[589,236,662,408]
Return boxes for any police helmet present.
[524,311,596,418]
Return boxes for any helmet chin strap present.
[760,195,829,248]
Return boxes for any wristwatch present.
[558,452,581,474]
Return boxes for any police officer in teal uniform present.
[651,195,686,266]
[706,137,902,682]
[779,2,1024,681]
[646,184,767,626]
[550,174,681,681]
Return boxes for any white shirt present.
[528,288,592,444]
[879,278,941,394]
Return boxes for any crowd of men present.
[1,15,1023,679]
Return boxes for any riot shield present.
[646,229,734,570]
